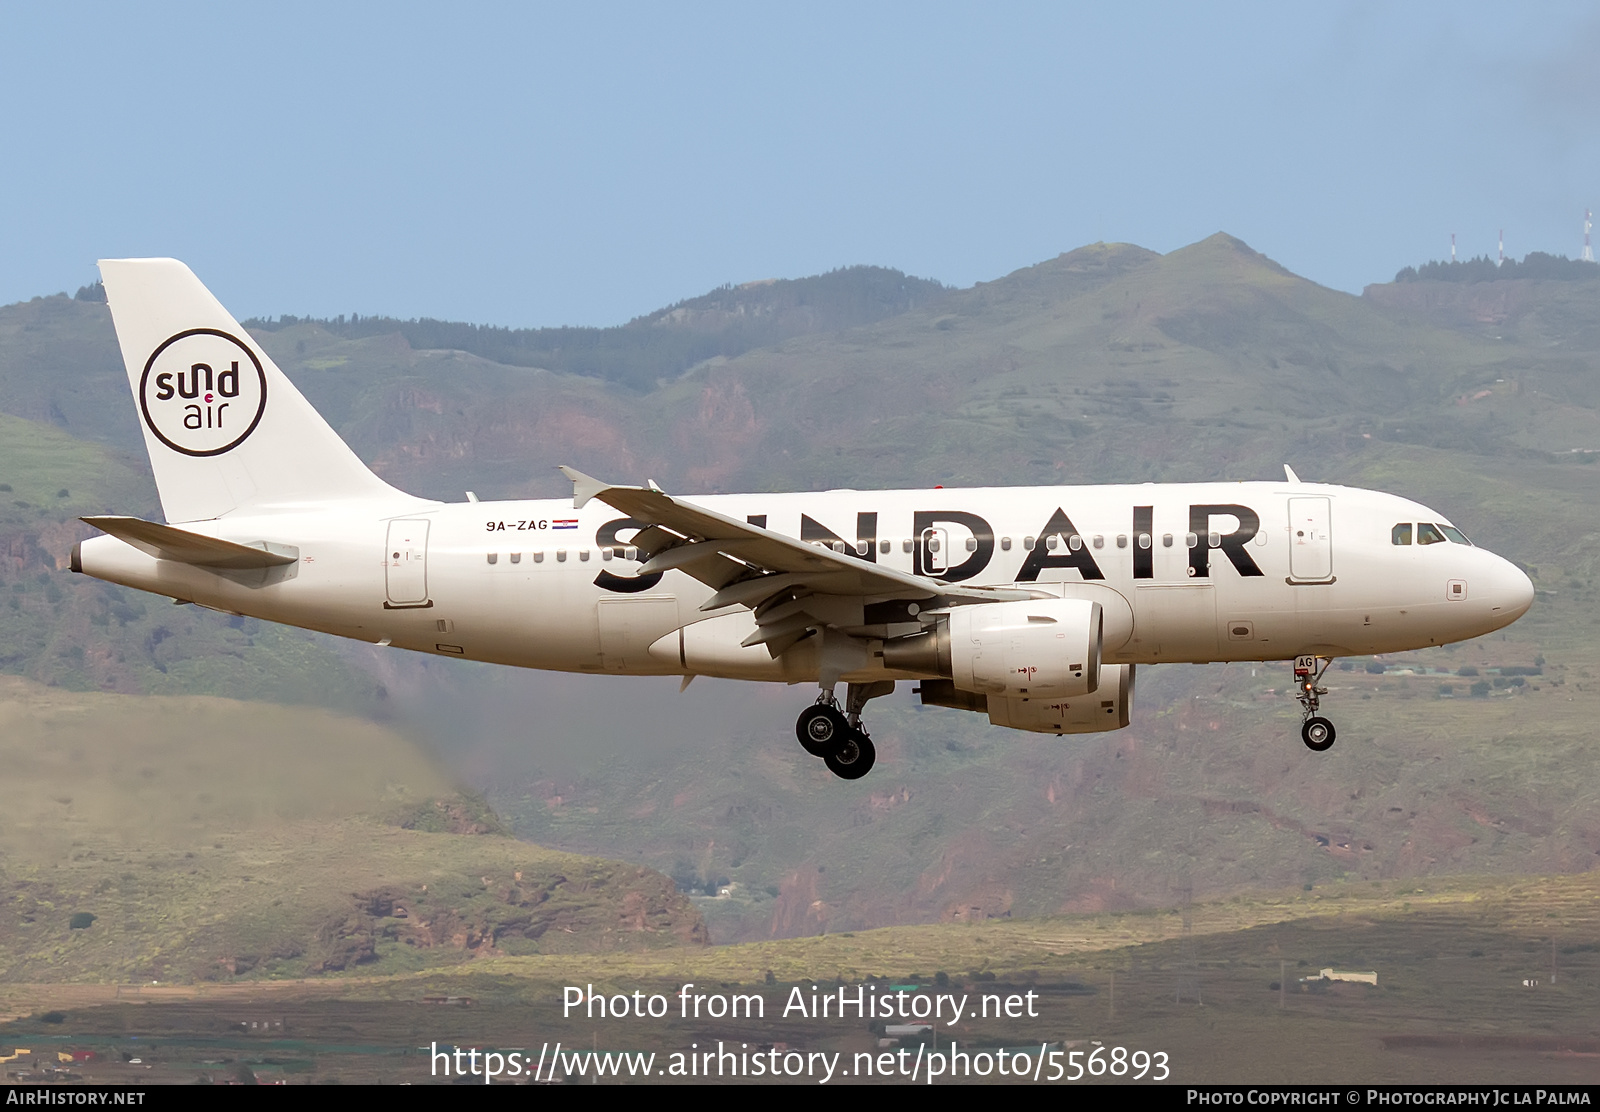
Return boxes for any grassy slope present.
[3,873,1594,1083]
[0,677,703,984]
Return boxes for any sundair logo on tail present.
[139,329,268,457]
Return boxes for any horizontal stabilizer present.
[82,516,298,569]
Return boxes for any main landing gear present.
[795,681,892,780]
[1293,655,1337,752]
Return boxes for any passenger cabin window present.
[879,539,891,554]
[1392,523,1412,545]
[1000,536,1012,551]
[1439,525,1472,545]
[1417,523,1446,546]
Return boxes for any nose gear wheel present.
[1301,715,1336,751]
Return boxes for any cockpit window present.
[1417,522,1447,545]
[1439,525,1472,546]
[1391,523,1412,545]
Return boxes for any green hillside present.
[243,265,949,392]
[0,677,703,983]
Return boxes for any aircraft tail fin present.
[98,258,405,522]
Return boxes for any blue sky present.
[4,2,1598,326]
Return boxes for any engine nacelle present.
[985,664,1137,734]
[948,596,1102,697]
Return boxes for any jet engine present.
[916,663,1137,735]
[883,597,1103,697]
[985,664,1136,733]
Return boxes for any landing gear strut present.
[794,681,892,779]
[1293,655,1337,752]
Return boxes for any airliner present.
[72,260,1536,780]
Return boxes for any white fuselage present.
[76,480,1534,685]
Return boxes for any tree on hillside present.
[1394,252,1600,284]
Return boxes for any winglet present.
[558,466,610,510]
[1283,464,1301,484]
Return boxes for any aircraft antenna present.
[1585,211,1594,264]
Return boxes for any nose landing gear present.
[794,681,891,779]
[1293,655,1337,751]
[1301,715,1336,752]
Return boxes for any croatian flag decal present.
[553,519,579,530]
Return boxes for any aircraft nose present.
[1486,555,1534,624]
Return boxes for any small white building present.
[1320,968,1377,984]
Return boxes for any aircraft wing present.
[561,467,1040,653]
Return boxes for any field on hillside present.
[2,873,1596,1083]
[0,678,704,985]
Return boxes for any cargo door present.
[1132,584,1218,661]
[1288,497,1334,582]
[385,519,431,607]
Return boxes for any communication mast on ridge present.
[1499,229,1505,266]
[1585,211,1594,263]
[1451,233,1457,263]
